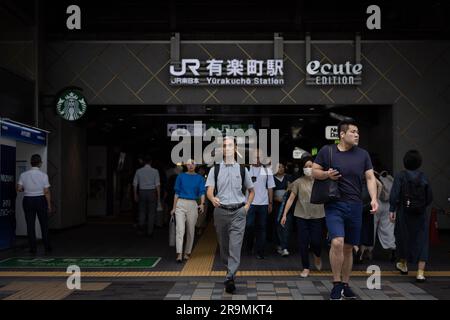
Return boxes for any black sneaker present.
[330,282,344,300]
[342,283,357,299]
[224,279,236,294]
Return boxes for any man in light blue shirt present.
[206,136,255,294]
[133,155,160,237]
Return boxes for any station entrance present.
[85,104,393,220]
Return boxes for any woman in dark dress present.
[389,150,433,282]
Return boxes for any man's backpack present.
[214,164,246,196]
[401,171,428,215]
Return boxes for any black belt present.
[219,203,245,211]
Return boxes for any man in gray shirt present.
[133,155,161,237]
[206,136,255,294]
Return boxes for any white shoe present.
[281,249,290,257]
[416,274,426,282]
[300,269,310,278]
[314,257,322,271]
[276,246,283,255]
[396,262,408,274]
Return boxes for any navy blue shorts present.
[325,201,363,246]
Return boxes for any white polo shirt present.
[248,166,275,205]
[18,167,50,197]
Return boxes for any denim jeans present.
[245,205,268,256]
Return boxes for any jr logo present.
[170,59,200,76]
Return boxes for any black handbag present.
[310,145,341,204]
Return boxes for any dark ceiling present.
[1,0,449,40]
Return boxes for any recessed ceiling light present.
[118,118,124,121]
[102,107,108,111]
[309,107,315,111]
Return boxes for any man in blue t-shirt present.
[312,119,379,300]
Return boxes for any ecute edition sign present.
[169,59,284,86]
[306,60,363,85]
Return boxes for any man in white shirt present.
[244,149,275,259]
[16,154,52,254]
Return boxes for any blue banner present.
[0,120,47,146]
[0,144,16,250]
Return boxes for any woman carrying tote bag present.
[170,160,206,263]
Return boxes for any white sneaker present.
[416,274,426,283]
[281,249,290,257]
[396,262,408,274]
[300,269,310,278]
[276,246,283,255]
[314,257,322,271]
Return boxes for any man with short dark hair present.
[16,154,52,254]
[133,155,161,237]
[244,148,275,259]
[312,119,379,300]
[206,136,255,294]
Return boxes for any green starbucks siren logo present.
[56,90,87,121]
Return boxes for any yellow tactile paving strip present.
[179,223,218,276]
[0,281,110,300]
[1,270,450,277]
[1,222,450,278]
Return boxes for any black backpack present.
[214,164,246,196]
[400,171,428,215]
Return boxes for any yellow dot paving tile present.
[1,270,450,278]
[179,223,217,276]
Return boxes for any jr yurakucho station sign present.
[169,58,284,86]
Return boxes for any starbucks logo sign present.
[56,90,87,121]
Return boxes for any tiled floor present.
[0,277,444,300]
[0,220,449,300]
[163,279,438,300]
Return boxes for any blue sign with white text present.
[0,121,47,146]
[0,144,16,250]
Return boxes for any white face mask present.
[303,168,312,176]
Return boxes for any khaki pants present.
[175,199,198,254]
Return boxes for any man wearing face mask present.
[281,155,325,278]
[312,119,379,300]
